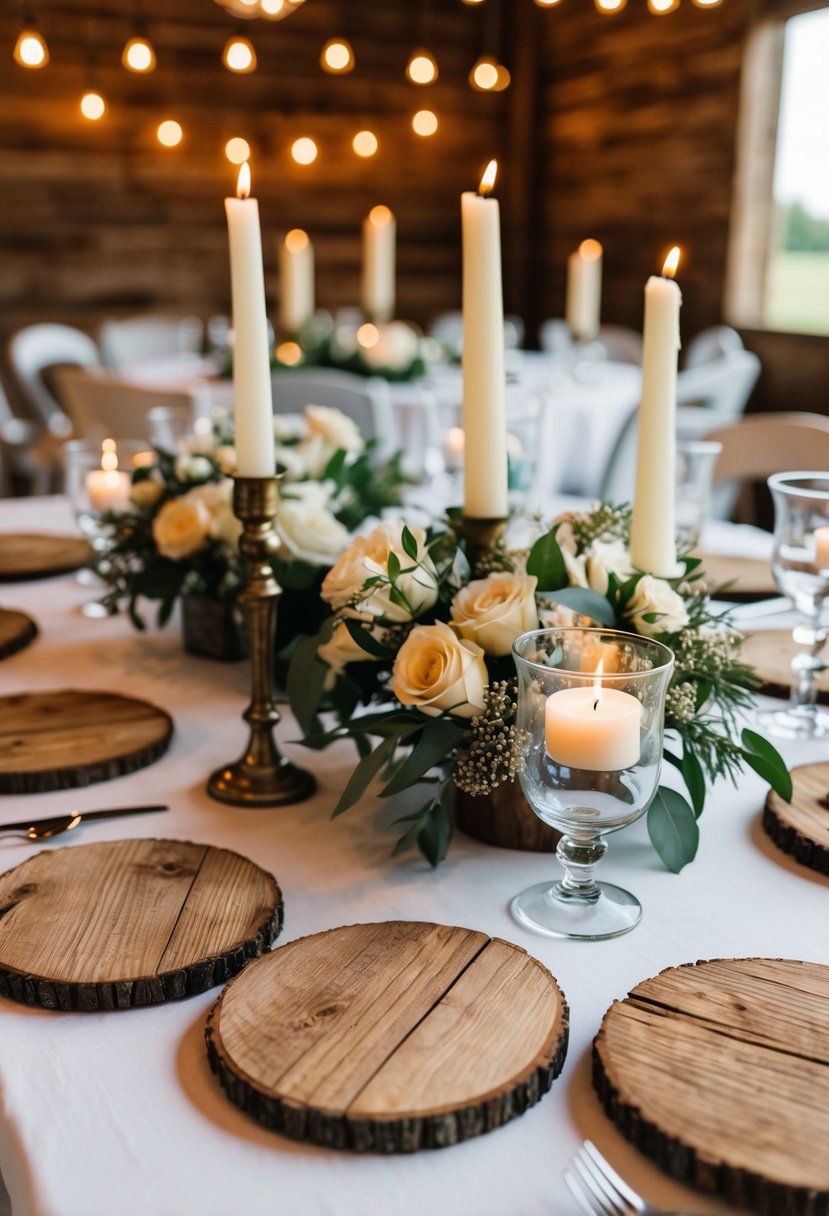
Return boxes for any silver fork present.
[564,1140,708,1216]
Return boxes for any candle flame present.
[579,238,603,261]
[479,159,498,195]
[237,161,251,199]
[369,204,393,227]
[285,228,309,252]
[101,438,118,473]
[662,245,680,279]
[592,657,605,709]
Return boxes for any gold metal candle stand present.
[453,514,509,576]
[207,476,316,807]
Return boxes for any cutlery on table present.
[564,1139,710,1216]
[0,805,169,841]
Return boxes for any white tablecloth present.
[0,499,825,1216]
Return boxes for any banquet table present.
[0,496,827,1216]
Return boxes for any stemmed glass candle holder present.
[511,628,675,941]
[758,472,829,739]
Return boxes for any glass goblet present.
[511,627,675,941]
[757,472,829,739]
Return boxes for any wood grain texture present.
[0,838,282,1010]
[764,761,829,876]
[695,551,776,600]
[740,630,829,704]
[206,920,569,1152]
[593,958,829,1215]
[0,609,38,660]
[0,535,92,581]
[0,689,173,794]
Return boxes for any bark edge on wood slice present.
[592,957,829,1216]
[739,630,829,705]
[0,534,93,581]
[0,608,38,660]
[454,782,561,852]
[0,689,173,794]
[0,838,283,1011]
[763,760,829,877]
[205,919,569,1153]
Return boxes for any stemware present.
[511,627,675,941]
[674,437,723,548]
[757,472,829,739]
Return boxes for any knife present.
[0,805,169,833]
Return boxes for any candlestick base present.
[206,475,316,809]
[453,514,509,576]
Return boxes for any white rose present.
[450,572,539,657]
[174,453,214,483]
[273,414,304,442]
[152,496,212,560]
[275,443,308,482]
[625,575,689,637]
[362,321,419,371]
[281,479,335,509]
[392,621,487,719]
[215,444,237,476]
[318,619,376,687]
[274,499,350,567]
[585,539,635,595]
[186,480,241,547]
[562,547,589,588]
[130,477,164,510]
[321,521,439,622]
[305,405,364,454]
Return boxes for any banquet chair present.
[683,325,744,369]
[0,377,54,496]
[7,322,100,439]
[53,366,195,443]
[270,369,397,459]
[427,311,524,357]
[675,350,761,438]
[98,314,204,370]
[597,324,643,365]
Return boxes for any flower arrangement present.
[287,502,791,871]
[95,404,408,638]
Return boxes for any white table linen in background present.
[0,498,825,1216]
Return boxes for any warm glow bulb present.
[691,0,723,7]
[261,0,285,12]
[534,0,564,5]
[223,36,256,73]
[320,38,354,73]
[157,120,183,148]
[352,130,378,157]
[276,341,302,365]
[470,57,499,91]
[412,109,438,137]
[648,0,679,12]
[357,323,379,349]
[80,92,106,120]
[14,28,49,68]
[406,49,438,85]
[662,246,681,278]
[594,0,628,11]
[369,205,393,226]
[225,136,251,164]
[122,36,156,72]
[285,228,309,252]
[291,137,318,165]
[493,63,511,91]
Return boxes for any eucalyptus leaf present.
[332,735,398,817]
[416,798,453,867]
[681,745,707,817]
[538,586,617,626]
[740,728,793,801]
[287,622,334,735]
[380,718,466,797]
[343,617,394,659]
[647,786,699,873]
[526,529,568,592]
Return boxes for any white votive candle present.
[545,687,641,771]
[85,439,131,512]
[814,526,829,569]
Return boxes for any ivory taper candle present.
[565,238,603,342]
[361,205,396,324]
[279,228,314,335]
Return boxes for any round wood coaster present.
[696,551,775,601]
[740,630,829,704]
[0,689,173,794]
[764,761,829,876]
[0,533,92,581]
[593,958,829,1215]
[0,608,38,660]
[0,839,282,1011]
[206,920,569,1153]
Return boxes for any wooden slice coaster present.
[0,533,92,581]
[740,630,829,703]
[0,608,38,660]
[593,958,829,1215]
[764,761,829,876]
[206,920,569,1153]
[0,839,282,1011]
[0,689,173,794]
[696,551,775,601]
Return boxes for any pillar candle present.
[461,159,508,520]
[545,687,641,771]
[814,526,829,569]
[279,228,314,335]
[224,162,275,478]
[86,439,131,512]
[630,246,682,578]
[565,239,603,342]
[361,205,396,324]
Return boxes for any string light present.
[80,91,106,120]
[157,120,183,147]
[534,0,564,5]
[692,0,723,7]
[225,137,251,164]
[222,35,256,72]
[469,56,510,92]
[122,34,156,72]
[352,130,378,157]
[14,25,49,68]
[412,109,438,137]
[406,49,438,85]
[648,0,679,11]
[593,0,627,12]
[320,37,355,73]
[291,136,318,165]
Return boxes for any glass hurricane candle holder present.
[511,627,675,941]
[758,472,829,739]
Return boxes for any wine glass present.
[511,627,675,941]
[758,472,829,739]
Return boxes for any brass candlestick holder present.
[207,476,316,807]
[453,514,509,576]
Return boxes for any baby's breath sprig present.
[454,679,530,797]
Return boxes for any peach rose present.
[450,572,539,656]
[392,622,487,719]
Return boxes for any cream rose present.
[562,547,589,589]
[321,521,439,622]
[274,499,350,567]
[585,539,635,595]
[215,444,237,476]
[275,443,307,482]
[625,575,689,637]
[317,619,376,685]
[130,477,164,510]
[361,321,419,371]
[450,572,539,657]
[392,622,487,719]
[152,496,212,560]
[186,480,241,547]
[305,405,364,454]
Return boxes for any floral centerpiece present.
[287,502,791,871]
[94,405,408,656]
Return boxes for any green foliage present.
[647,787,699,873]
